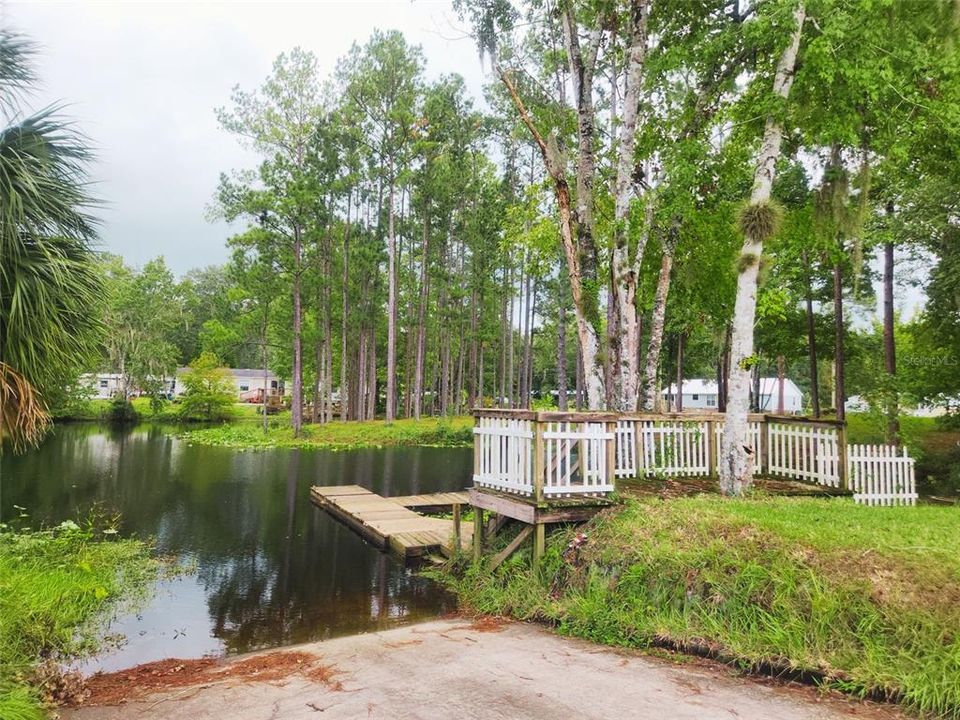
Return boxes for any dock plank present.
[311,485,473,559]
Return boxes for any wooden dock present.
[310,485,472,560]
[390,491,470,512]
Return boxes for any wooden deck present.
[390,491,470,512]
[310,485,472,560]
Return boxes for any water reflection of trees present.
[3,425,466,653]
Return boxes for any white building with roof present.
[170,367,286,400]
[663,377,804,414]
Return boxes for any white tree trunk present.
[720,3,806,495]
[610,0,650,412]
[497,65,605,409]
[641,249,673,410]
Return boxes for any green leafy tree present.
[178,352,236,422]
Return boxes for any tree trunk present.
[291,226,304,436]
[497,66,604,409]
[834,258,846,423]
[261,328,269,434]
[386,168,398,422]
[367,327,377,419]
[883,237,899,443]
[340,195,351,421]
[675,332,685,412]
[557,288,568,411]
[641,249,674,410]
[413,213,430,419]
[777,354,786,414]
[609,0,651,412]
[720,2,805,496]
[802,250,820,417]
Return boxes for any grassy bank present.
[442,496,960,717]
[178,415,474,450]
[0,521,158,720]
[53,397,262,423]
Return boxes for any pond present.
[1,423,471,672]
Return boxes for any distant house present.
[80,373,125,399]
[170,367,285,401]
[663,377,804,414]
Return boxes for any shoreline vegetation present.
[177,415,473,451]
[437,496,960,718]
[0,520,160,720]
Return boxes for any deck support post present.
[532,522,545,572]
[472,506,485,564]
[452,503,461,552]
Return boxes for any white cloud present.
[8,0,485,274]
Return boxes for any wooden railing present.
[474,410,917,505]
[473,410,616,499]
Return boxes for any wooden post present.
[634,420,644,478]
[837,420,849,491]
[533,417,545,503]
[706,420,717,477]
[472,506,485,564]
[452,503,462,552]
[605,420,617,489]
[759,415,769,476]
[532,522,545,572]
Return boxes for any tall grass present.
[443,497,960,717]
[0,520,157,719]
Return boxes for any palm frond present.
[0,361,50,452]
[0,30,38,115]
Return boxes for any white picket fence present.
[473,414,614,497]
[475,412,918,506]
[473,414,534,495]
[542,421,615,496]
[766,421,842,487]
[848,444,917,506]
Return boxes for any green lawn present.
[442,496,960,717]
[0,523,158,720]
[178,415,474,450]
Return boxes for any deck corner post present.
[759,415,769,476]
[533,418,545,504]
[605,419,617,490]
[472,506,485,564]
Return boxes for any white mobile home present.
[170,367,285,400]
[663,377,804,414]
[80,373,125,399]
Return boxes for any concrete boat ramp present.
[310,485,472,559]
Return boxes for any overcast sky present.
[7,0,485,276]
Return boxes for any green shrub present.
[107,398,138,424]
[0,519,157,719]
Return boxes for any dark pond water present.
[1,423,471,672]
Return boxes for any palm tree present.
[0,30,103,450]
